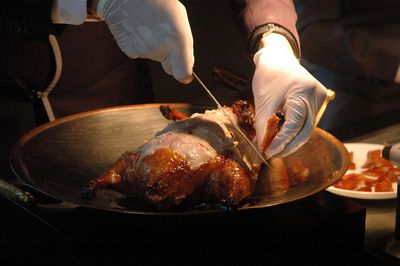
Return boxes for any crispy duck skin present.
[159,105,189,121]
[82,101,284,210]
[260,111,285,153]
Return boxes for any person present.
[0,0,327,179]
[89,0,328,159]
[230,0,328,158]
[293,0,400,139]
[67,0,328,159]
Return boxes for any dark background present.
[1,0,400,264]
[148,0,254,105]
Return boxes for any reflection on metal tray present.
[8,104,349,215]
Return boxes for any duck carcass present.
[81,100,286,210]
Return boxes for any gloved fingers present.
[263,81,327,159]
[252,72,287,146]
[304,79,329,113]
[99,0,194,83]
[161,4,194,84]
[96,0,129,18]
[173,51,194,84]
[254,102,282,148]
[276,119,314,158]
[263,97,308,159]
[161,47,194,84]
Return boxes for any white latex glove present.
[96,0,194,83]
[51,0,87,25]
[253,33,327,159]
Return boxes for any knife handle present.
[0,178,34,206]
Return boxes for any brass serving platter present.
[9,104,349,215]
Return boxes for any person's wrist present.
[253,33,298,65]
[258,33,295,56]
[248,23,300,59]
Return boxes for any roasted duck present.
[82,100,285,210]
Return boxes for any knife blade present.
[193,72,270,168]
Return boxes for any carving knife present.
[193,72,270,168]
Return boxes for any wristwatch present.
[248,23,300,59]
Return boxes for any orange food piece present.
[287,159,310,187]
[334,179,359,190]
[334,148,398,192]
[334,173,364,190]
[255,157,289,198]
[348,151,356,170]
[362,149,393,169]
[260,113,283,153]
[375,177,394,192]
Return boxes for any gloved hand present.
[96,0,194,83]
[252,33,328,159]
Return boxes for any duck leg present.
[81,151,139,201]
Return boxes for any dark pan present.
[6,104,349,215]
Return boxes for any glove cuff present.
[248,23,300,59]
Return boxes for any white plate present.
[326,143,397,200]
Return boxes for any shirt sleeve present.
[51,0,88,25]
[230,0,300,56]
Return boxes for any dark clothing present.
[0,12,153,119]
[230,0,300,55]
[0,4,153,179]
[47,22,153,118]
[293,0,400,138]
[2,0,400,165]
[231,0,400,84]
[230,0,400,138]
[0,0,298,123]
[296,0,400,84]
[0,0,53,42]
[0,0,294,164]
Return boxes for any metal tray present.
[7,104,349,215]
